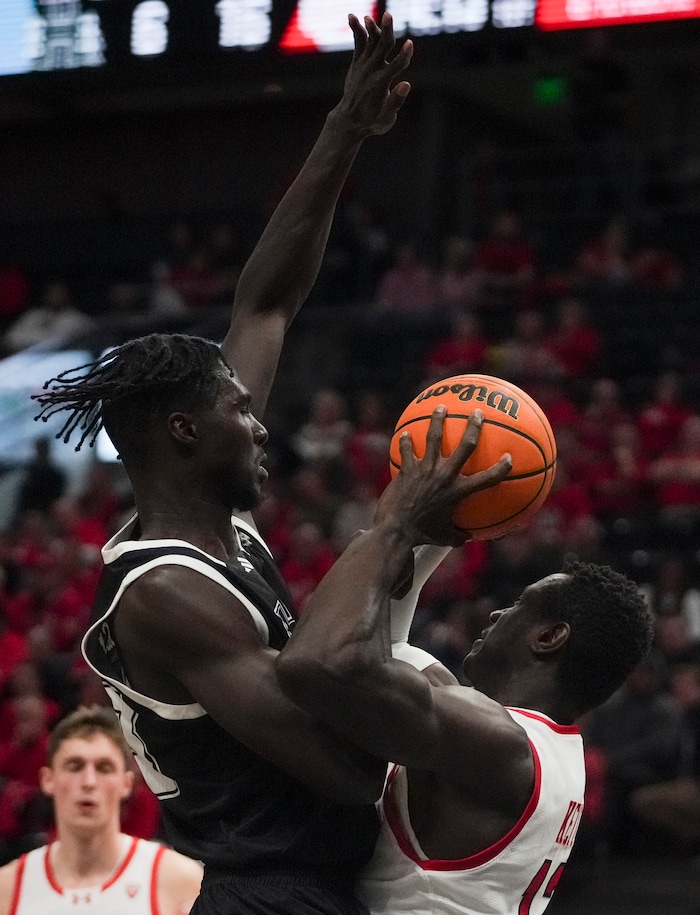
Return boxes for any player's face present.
[40,734,134,835]
[200,369,269,512]
[463,573,568,692]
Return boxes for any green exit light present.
[532,75,568,107]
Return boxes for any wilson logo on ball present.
[415,382,520,420]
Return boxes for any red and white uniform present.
[356,708,585,915]
[9,836,167,915]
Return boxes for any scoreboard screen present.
[536,0,700,30]
[1,0,698,78]
[0,1,539,78]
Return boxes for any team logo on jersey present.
[274,600,295,636]
[237,556,255,574]
[98,621,115,655]
[126,883,140,898]
[70,891,92,905]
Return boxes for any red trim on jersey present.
[384,745,542,871]
[103,836,139,889]
[8,855,27,915]
[507,708,581,735]
[44,845,63,895]
[151,845,167,915]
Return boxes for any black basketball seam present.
[454,464,557,535]
[392,414,552,464]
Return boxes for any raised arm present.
[277,410,529,797]
[222,12,413,417]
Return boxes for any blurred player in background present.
[0,705,202,915]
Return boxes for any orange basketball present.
[389,374,557,540]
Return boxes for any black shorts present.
[190,869,369,915]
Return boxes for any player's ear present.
[121,768,135,801]
[533,621,570,657]
[168,411,198,446]
[39,765,55,798]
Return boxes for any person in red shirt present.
[422,311,488,384]
[543,297,603,383]
[649,413,700,544]
[279,520,337,613]
[636,371,693,460]
[473,209,537,311]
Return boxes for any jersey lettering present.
[107,686,180,798]
[520,859,567,914]
[555,800,583,847]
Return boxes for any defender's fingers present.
[459,454,513,496]
[375,11,397,58]
[348,13,368,57]
[424,405,448,462]
[385,38,413,76]
[445,409,484,469]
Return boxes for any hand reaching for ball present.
[376,406,512,548]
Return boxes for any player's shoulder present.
[153,845,203,914]
[0,857,22,915]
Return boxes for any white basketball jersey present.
[356,708,585,915]
[10,836,166,915]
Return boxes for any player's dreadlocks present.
[33,333,229,453]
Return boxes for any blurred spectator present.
[291,388,353,470]
[639,555,700,647]
[278,520,337,613]
[629,661,700,854]
[147,260,188,317]
[578,377,633,458]
[167,245,219,310]
[542,297,603,384]
[74,463,125,535]
[287,466,343,540]
[0,264,30,332]
[648,414,700,544]
[374,240,437,319]
[3,281,95,353]
[636,370,693,460]
[574,218,632,289]
[487,309,560,385]
[631,240,685,291]
[583,653,682,855]
[11,436,66,525]
[208,222,242,306]
[331,478,378,555]
[0,616,27,696]
[0,695,52,862]
[344,390,392,497]
[434,235,482,314]
[344,199,391,302]
[472,209,537,312]
[587,421,652,549]
[528,459,600,556]
[422,311,488,384]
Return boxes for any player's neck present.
[51,829,130,889]
[135,499,240,558]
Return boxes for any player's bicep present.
[118,570,383,802]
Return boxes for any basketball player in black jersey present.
[30,14,459,915]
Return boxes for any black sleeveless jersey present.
[82,513,380,878]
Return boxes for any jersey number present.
[520,859,566,915]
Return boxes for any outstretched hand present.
[376,407,512,547]
[331,12,413,137]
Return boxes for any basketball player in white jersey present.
[278,406,656,915]
[0,706,203,915]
